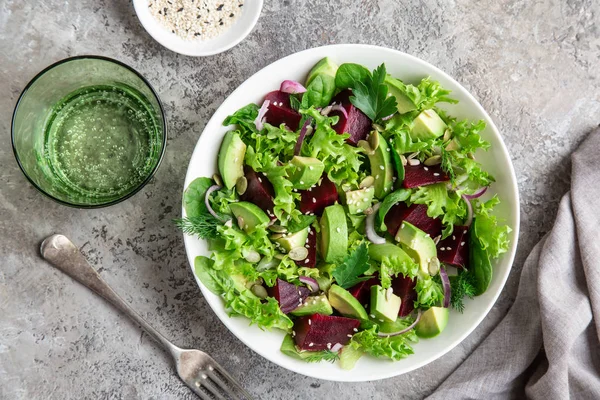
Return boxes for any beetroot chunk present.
[348,275,380,309]
[385,203,442,238]
[263,90,301,131]
[293,314,361,351]
[437,225,470,268]
[240,166,275,216]
[392,275,417,317]
[295,228,317,268]
[330,90,371,145]
[403,165,449,189]
[299,175,339,216]
[268,278,311,314]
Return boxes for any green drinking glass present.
[11,56,167,208]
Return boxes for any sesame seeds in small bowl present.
[133,0,263,56]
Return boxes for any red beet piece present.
[240,166,275,216]
[298,175,338,216]
[437,225,470,268]
[295,228,317,268]
[293,314,361,351]
[263,90,301,131]
[330,89,371,145]
[403,165,450,189]
[385,203,442,238]
[268,278,311,314]
[392,275,417,317]
[348,275,380,308]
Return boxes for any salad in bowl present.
[179,55,512,371]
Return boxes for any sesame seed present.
[292,330,296,336]
[308,342,314,347]
[309,166,314,170]
[336,227,341,233]
[312,197,316,203]
[353,328,358,332]
[379,165,384,170]
[308,319,312,325]
[300,181,304,185]
[234,157,238,162]
[258,177,262,182]
[327,343,332,349]
[375,174,380,179]
[448,247,452,250]
[453,235,456,240]
[305,259,310,263]
[461,241,465,246]
[440,247,445,251]
[369,314,375,318]
[378,319,384,322]
[433,172,440,177]
[424,167,429,171]
[356,209,362,213]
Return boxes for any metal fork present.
[40,234,254,400]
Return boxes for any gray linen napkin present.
[427,127,600,400]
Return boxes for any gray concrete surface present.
[1,0,599,399]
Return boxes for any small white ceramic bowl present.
[133,0,263,56]
[182,44,520,382]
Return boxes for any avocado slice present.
[343,187,374,215]
[415,306,449,338]
[368,243,413,264]
[217,131,246,189]
[328,284,369,320]
[229,201,269,233]
[370,285,401,323]
[395,221,437,275]
[290,294,333,316]
[411,109,447,140]
[230,274,258,299]
[320,204,348,263]
[289,156,324,190]
[367,131,394,198]
[274,228,309,253]
[306,57,339,86]
[384,76,418,114]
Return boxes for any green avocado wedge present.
[415,306,449,338]
[320,204,348,263]
[367,131,394,198]
[328,284,369,320]
[217,131,246,189]
[229,201,269,233]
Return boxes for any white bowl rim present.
[182,44,520,381]
[132,0,263,56]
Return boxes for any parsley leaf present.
[349,64,398,123]
[332,243,371,289]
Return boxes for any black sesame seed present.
[158,10,162,14]
[219,21,223,25]
[239,3,243,7]
[216,4,224,11]
[229,12,234,17]
[171,29,175,33]
[194,32,201,36]
[167,0,172,4]
[177,7,184,12]
[197,14,201,18]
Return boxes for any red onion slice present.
[440,267,451,308]
[298,276,319,293]
[254,100,270,131]
[377,309,423,337]
[463,186,488,200]
[294,118,312,156]
[381,112,396,121]
[280,80,307,94]
[205,185,226,222]
[330,104,348,119]
[462,195,473,228]
[366,203,386,245]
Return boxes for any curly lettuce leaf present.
[379,255,420,289]
[348,325,416,361]
[223,103,259,138]
[410,183,466,237]
[302,107,363,187]
[473,196,511,259]
[415,276,445,308]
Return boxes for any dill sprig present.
[173,214,221,240]
[450,270,477,313]
[303,350,340,363]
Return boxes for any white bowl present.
[182,44,520,382]
[133,0,263,56]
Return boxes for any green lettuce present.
[410,183,467,237]
[348,325,416,361]
[473,196,511,259]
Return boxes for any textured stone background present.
[1,0,599,399]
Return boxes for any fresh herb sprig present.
[303,350,340,363]
[450,270,477,313]
[349,64,398,123]
[174,214,221,240]
[332,243,371,289]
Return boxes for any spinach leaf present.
[287,214,316,232]
[469,225,493,295]
[183,177,214,217]
[301,74,336,108]
[389,144,405,188]
[223,103,259,133]
[289,94,301,111]
[377,189,411,231]
[194,256,230,295]
[335,63,370,90]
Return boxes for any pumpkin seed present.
[357,140,373,154]
[408,158,421,166]
[212,174,223,187]
[268,225,287,233]
[445,139,460,151]
[428,257,441,276]
[359,176,375,188]
[368,131,380,151]
[468,152,476,160]
[372,123,384,132]
[400,154,407,166]
[236,216,245,230]
[288,246,309,261]
[236,176,248,195]
[433,235,441,245]
[244,250,261,263]
[424,155,442,166]
[443,129,452,141]
[251,285,268,299]
[274,253,285,260]
[270,233,284,240]
[407,152,419,160]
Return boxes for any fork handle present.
[40,234,180,357]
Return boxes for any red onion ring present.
[462,194,473,228]
[205,185,226,222]
[463,186,488,200]
[280,80,307,94]
[377,309,423,337]
[254,100,270,131]
[294,118,312,156]
[381,112,396,121]
[331,343,343,352]
[330,104,348,119]
[366,203,386,245]
[298,276,319,293]
[440,267,451,308]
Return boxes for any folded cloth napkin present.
[427,127,600,400]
